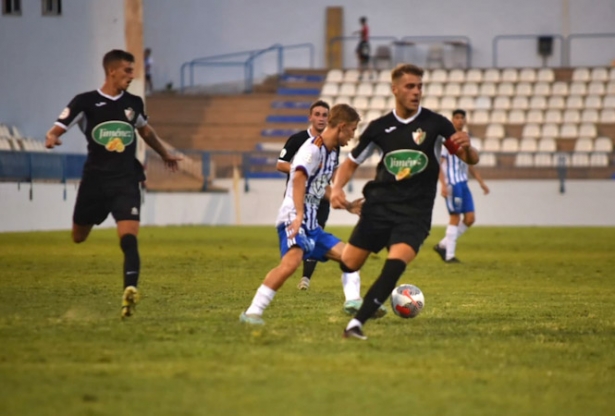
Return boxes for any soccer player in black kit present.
[330,64,480,339]
[276,100,332,291]
[45,49,181,319]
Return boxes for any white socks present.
[445,225,458,260]
[341,272,361,301]
[245,284,276,316]
[439,223,469,257]
[346,318,362,331]
[457,223,468,238]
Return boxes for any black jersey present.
[350,107,459,216]
[55,89,147,181]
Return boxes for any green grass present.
[1,226,615,416]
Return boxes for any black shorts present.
[348,204,431,254]
[73,175,142,226]
[316,199,331,228]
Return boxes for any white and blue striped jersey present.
[441,145,469,185]
[275,136,338,231]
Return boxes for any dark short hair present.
[452,109,467,117]
[310,100,330,114]
[103,49,135,74]
[391,63,424,81]
[360,17,367,24]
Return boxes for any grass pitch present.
[1,226,614,416]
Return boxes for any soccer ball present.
[390,284,425,318]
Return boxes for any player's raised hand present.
[330,186,348,210]
[450,131,471,149]
[162,154,182,172]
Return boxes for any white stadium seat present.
[482,69,499,83]
[580,109,599,123]
[519,138,538,152]
[574,137,594,153]
[591,68,609,82]
[571,153,590,167]
[572,68,590,82]
[508,110,526,124]
[526,110,544,123]
[578,123,597,138]
[534,153,553,167]
[489,110,508,124]
[501,68,518,82]
[545,110,562,124]
[477,152,497,167]
[522,124,541,139]
[519,68,537,82]
[466,69,484,83]
[533,82,551,96]
[537,68,555,82]
[590,153,609,167]
[542,124,559,139]
[594,137,613,152]
[514,153,534,167]
[501,137,519,153]
[325,69,343,83]
[559,123,579,139]
[562,109,580,124]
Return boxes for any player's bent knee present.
[340,261,358,273]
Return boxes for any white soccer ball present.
[390,284,425,318]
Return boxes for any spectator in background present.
[144,48,153,94]
[354,17,370,80]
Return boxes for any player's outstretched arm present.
[330,158,359,209]
[137,124,182,171]
[45,125,66,149]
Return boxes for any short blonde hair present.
[391,63,424,81]
[328,103,361,127]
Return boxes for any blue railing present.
[180,43,314,93]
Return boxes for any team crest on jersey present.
[412,128,426,145]
[124,107,135,121]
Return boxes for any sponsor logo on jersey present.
[279,148,287,158]
[384,126,397,133]
[91,121,134,153]
[95,102,107,107]
[58,107,70,119]
[383,149,428,181]
[124,107,135,121]
[412,128,426,145]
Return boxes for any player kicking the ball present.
[240,104,386,325]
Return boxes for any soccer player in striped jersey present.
[434,109,489,263]
[240,104,385,325]
[276,100,332,291]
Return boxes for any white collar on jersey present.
[393,106,422,124]
[97,89,125,101]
